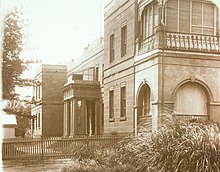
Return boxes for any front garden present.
[61,115,220,172]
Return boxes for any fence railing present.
[2,135,124,160]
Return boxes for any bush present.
[62,115,220,172]
[114,115,220,172]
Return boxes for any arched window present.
[137,84,151,117]
[174,82,207,115]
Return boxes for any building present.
[103,0,137,134]
[42,0,220,137]
[2,114,17,139]
[62,37,104,136]
[103,0,220,135]
[31,64,67,137]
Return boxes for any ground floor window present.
[174,82,207,115]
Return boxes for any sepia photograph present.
[1,0,220,171]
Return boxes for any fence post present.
[41,135,44,159]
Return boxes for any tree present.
[2,8,37,100]
[1,8,40,137]
[2,8,25,100]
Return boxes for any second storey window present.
[109,33,115,63]
[121,25,127,57]
[166,0,217,35]
[120,86,126,117]
[109,90,114,119]
[142,3,158,39]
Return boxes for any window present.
[166,0,216,35]
[142,86,150,116]
[109,33,115,63]
[174,82,207,115]
[121,25,127,57]
[109,90,114,119]
[35,115,37,129]
[120,86,126,117]
[35,86,37,100]
[38,113,40,128]
[153,3,159,32]
[192,2,215,35]
[142,3,155,39]
[137,84,151,116]
[35,84,41,100]
[95,66,99,81]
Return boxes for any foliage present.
[2,8,38,101]
[62,115,220,172]
[2,8,24,100]
[112,116,220,172]
[3,100,32,137]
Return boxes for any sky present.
[1,0,111,64]
[0,0,111,99]
[1,0,219,99]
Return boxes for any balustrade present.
[166,32,219,52]
[138,34,156,55]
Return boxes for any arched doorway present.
[136,83,152,128]
[174,82,209,118]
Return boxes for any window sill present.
[109,118,115,122]
[120,116,127,121]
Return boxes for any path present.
[2,159,74,172]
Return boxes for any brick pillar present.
[63,101,68,136]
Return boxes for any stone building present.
[59,0,220,137]
[103,0,137,134]
[31,64,67,137]
[62,37,104,136]
[103,0,220,135]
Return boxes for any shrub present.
[62,115,220,172]
[114,115,220,172]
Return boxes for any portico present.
[62,80,102,136]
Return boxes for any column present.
[85,102,88,135]
[63,101,68,136]
[95,100,100,135]
[88,102,92,136]
[70,99,78,136]
[80,99,86,134]
[67,100,70,136]
[69,99,73,136]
